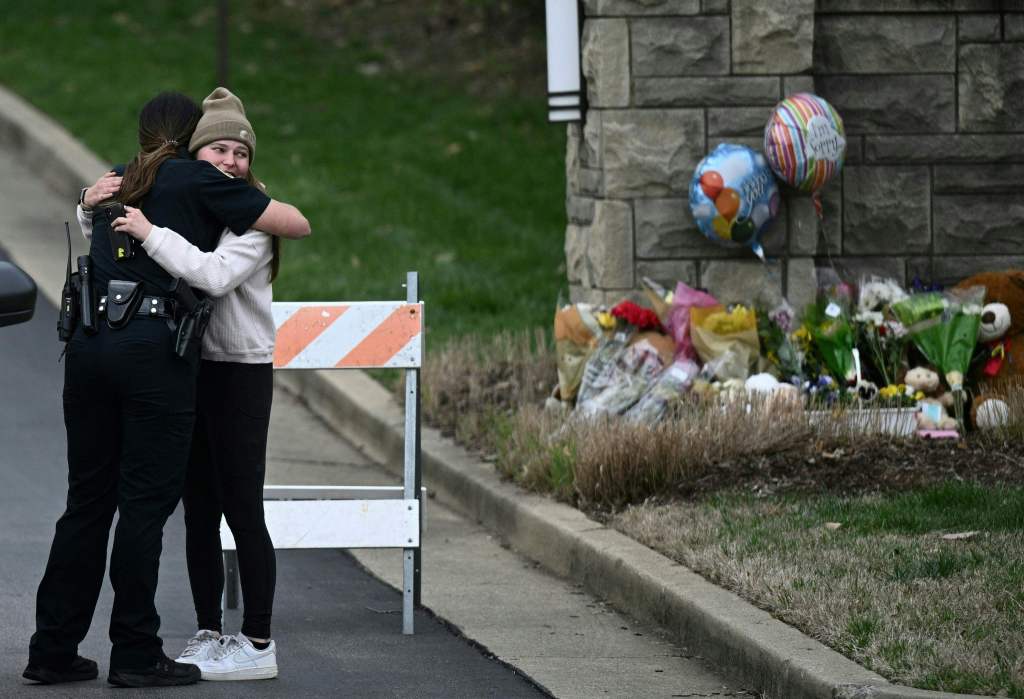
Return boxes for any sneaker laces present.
[179,630,220,658]
[209,634,245,661]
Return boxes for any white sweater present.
[77,205,276,363]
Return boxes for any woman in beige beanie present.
[81,86,299,682]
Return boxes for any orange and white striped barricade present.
[221,271,424,635]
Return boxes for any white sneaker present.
[176,629,222,665]
[197,634,278,681]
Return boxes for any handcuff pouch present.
[106,280,143,329]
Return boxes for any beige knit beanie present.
[188,87,256,161]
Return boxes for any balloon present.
[763,92,846,194]
[714,188,740,221]
[699,171,723,200]
[712,216,732,240]
[689,143,779,260]
[731,218,756,244]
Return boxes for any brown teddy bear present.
[904,366,957,432]
[953,271,1024,428]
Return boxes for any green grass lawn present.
[615,484,1024,698]
[0,0,567,345]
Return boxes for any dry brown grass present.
[419,328,555,455]
[494,394,920,509]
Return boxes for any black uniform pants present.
[184,360,275,640]
[29,320,197,671]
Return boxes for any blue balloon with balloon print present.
[689,143,780,261]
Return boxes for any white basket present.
[807,407,917,437]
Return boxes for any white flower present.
[854,311,884,326]
[858,278,908,314]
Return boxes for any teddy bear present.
[953,270,1024,429]
[904,366,957,432]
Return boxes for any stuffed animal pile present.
[953,271,1024,429]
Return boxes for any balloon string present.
[813,191,824,220]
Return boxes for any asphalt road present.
[0,248,546,698]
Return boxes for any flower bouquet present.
[658,282,719,363]
[575,337,665,416]
[575,301,667,416]
[804,289,856,385]
[624,358,699,424]
[891,286,986,427]
[554,303,604,402]
[756,290,805,383]
[853,277,910,387]
[689,304,760,380]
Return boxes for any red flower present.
[611,301,663,332]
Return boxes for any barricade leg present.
[402,271,421,634]
[403,548,415,635]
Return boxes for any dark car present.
[0,261,36,327]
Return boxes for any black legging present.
[183,360,275,640]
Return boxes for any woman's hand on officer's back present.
[83,171,122,209]
[112,206,153,242]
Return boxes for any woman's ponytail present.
[117,93,201,207]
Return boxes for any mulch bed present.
[684,437,1024,499]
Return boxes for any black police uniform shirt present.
[89,156,271,299]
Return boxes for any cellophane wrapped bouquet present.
[891,285,985,425]
[553,302,604,402]
[689,304,760,380]
[854,276,910,389]
[755,287,804,385]
[575,301,667,416]
[804,277,857,385]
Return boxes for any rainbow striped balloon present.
[763,93,846,193]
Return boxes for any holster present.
[168,278,212,359]
[106,280,144,329]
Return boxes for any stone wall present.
[565,0,1024,310]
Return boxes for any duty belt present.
[97,295,176,319]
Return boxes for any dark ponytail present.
[118,92,201,206]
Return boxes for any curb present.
[0,85,108,203]
[275,368,990,699]
[0,81,989,699]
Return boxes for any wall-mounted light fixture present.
[545,0,583,123]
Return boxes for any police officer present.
[24,91,309,687]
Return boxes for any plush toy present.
[904,366,957,432]
[970,302,1012,429]
[953,270,1024,429]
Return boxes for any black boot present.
[107,655,201,687]
[23,655,99,684]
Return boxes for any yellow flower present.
[704,305,754,334]
[596,312,615,330]
[914,391,925,401]
[879,385,900,399]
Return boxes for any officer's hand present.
[112,206,153,242]
[83,171,122,209]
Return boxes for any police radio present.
[77,255,97,334]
